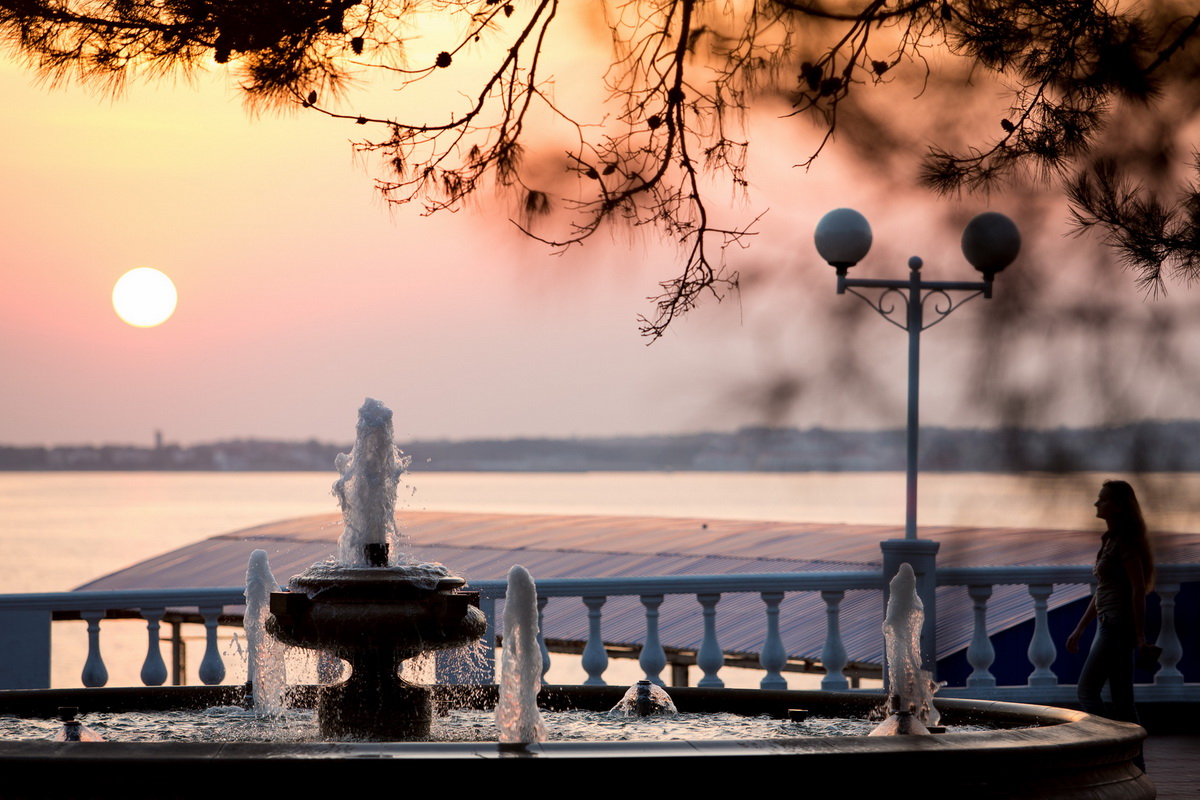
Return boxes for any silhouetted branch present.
[6,0,1200,331]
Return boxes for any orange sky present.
[1,14,1197,448]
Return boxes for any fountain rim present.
[0,684,1144,754]
[0,685,1152,798]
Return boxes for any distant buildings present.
[2,421,1197,472]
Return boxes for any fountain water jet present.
[495,565,545,744]
[266,398,486,740]
[871,562,939,736]
[244,549,286,718]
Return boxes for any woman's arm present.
[1066,595,1097,654]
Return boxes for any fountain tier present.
[268,561,485,739]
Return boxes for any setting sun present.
[112,268,177,327]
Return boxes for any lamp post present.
[814,208,1020,673]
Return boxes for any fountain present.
[266,398,486,740]
[0,398,1155,798]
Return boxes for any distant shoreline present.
[2,421,1198,473]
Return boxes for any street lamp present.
[815,209,1020,673]
[815,209,1020,541]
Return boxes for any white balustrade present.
[758,592,787,690]
[819,590,849,690]
[1025,584,1058,687]
[0,565,1196,699]
[80,610,108,688]
[139,607,169,687]
[965,584,996,689]
[581,596,608,685]
[197,606,226,686]
[1154,582,1184,686]
[696,593,724,688]
[638,594,667,685]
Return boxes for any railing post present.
[820,589,849,691]
[759,591,787,690]
[536,595,550,683]
[1026,584,1058,687]
[966,584,997,689]
[1154,583,1184,686]
[696,593,724,688]
[139,607,169,686]
[581,596,608,686]
[0,608,51,689]
[80,610,109,688]
[639,594,667,686]
[198,606,227,686]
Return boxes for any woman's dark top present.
[1093,531,1137,624]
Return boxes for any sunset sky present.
[2,11,1198,448]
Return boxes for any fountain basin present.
[0,686,1151,798]
[266,564,486,740]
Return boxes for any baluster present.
[696,593,724,688]
[80,611,108,688]
[581,596,608,686]
[1026,584,1057,687]
[820,590,849,691]
[197,606,226,686]
[536,595,550,683]
[1154,582,1183,686]
[759,591,787,690]
[140,607,168,686]
[966,584,997,689]
[639,594,667,686]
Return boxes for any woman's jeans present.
[1077,619,1139,724]
[1077,618,1145,771]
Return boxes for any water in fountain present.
[244,549,286,717]
[495,565,546,744]
[870,562,939,735]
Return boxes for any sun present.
[112,268,178,327]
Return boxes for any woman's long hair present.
[1103,479,1156,592]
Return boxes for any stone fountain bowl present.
[265,563,487,740]
[266,565,486,660]
[0,686,1152,799]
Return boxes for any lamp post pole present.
[814,209,1021,673]
[834,254,1006,541]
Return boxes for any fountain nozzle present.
[364,542,389,567]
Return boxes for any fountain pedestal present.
[268,563,486,740]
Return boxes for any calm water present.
[3,470,1199,687]
[6,470,1200,594]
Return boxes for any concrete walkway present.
[1144,735,1200,798]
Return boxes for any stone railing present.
[934,563,1195,704]
[0,588,239,690]
[469,572,883,690]
[0,565,1196,702]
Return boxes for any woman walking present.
[1066,480,1156,768]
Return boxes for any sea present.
[3,470,1199,688]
